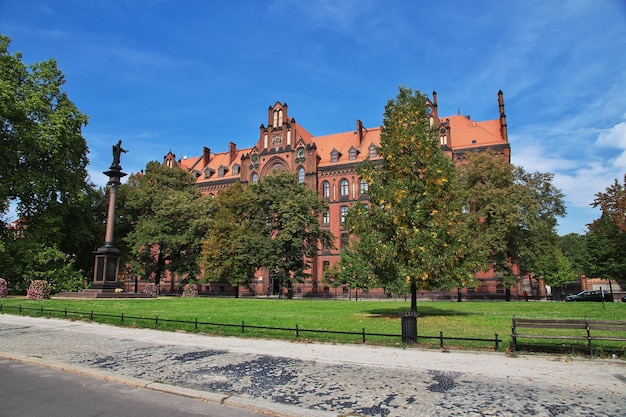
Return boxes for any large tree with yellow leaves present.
[346,87,478,312]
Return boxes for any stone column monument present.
[92,140,127,290]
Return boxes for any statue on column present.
[111,140,127,169]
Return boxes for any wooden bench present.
[511,316,626,357]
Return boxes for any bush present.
[0,278,8,297]
[143,283,159,297]
[182,283,198,297]
[26,280,51,300]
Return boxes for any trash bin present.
[401,312,418,344]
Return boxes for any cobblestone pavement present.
[1,315,625,417]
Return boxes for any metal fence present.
[0,303,502,350]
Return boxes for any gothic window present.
[340,179,349,197]
[340,205,348,224]
[298,166,305,183]
[251,172,258,183]
[273,110,278,127]
[322,181,330,198]
[272,162,284,172]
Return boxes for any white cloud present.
[595,120,626,170]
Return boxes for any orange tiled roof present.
[446,115,503,148]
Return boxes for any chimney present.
[203,147,211,166]
[356,119,364,145]
[498,90,508,142]
[229,142,237,165]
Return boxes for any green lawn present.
[1,296,624,352]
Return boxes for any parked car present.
[565,290,613,302]
[622,295,626,302]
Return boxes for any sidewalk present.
[1,314,625,416]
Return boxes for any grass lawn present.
[1,296,624,352]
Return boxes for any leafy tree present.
[123,162,213,291]
[460,150,565,300]
[0,35,95,292]
[347,87,477,312]
[592,175,626,233]
[559,232,590,277]
[585,176,626,288]
[247,171,333,298]
[200,183,263,296]
[0,35,90,220]
[586,214,626,288]
[325,245,377,299]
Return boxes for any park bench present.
[511,316,626,357]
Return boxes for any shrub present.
[182,283,198,297]
[26,280,51,300]
[143,283,159,297]
[0,278,8,297]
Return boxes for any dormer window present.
[368,144,378,159]
[218,165,229,178]
[204,167,215,178]
[232,164,240,176]
[330,148,341,163]
[348,146,359,161]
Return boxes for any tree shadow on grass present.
[366,305,474,318]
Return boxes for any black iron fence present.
[0,303,502,350]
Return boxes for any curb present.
[0,351,338,417]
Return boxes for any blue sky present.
[2,0,625,235]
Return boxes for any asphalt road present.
[0,359,268,417]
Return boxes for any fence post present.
[64,308,67,317]
[195,318,198,330]
[121,313,124,324]
[241,321,245,333]
[90,310,93,320]
[362,328,366,344]
[155,315,158,327]
[295,324,299,338]
[439,331,444,349]
[40,305,44,315]
[495,333,500,351]
[585,317,593,357]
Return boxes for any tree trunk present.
[457,287,462,302]
[410,281,417,312]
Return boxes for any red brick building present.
[160,91,517,298]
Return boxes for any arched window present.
[322,181,330,198]
[340,205,349,224]
[251,172,258,183]
[340,179,349,197]
[360,178,369,194]
[273,110,278,127]
[298,166,305,183]
[340,233,349,251]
